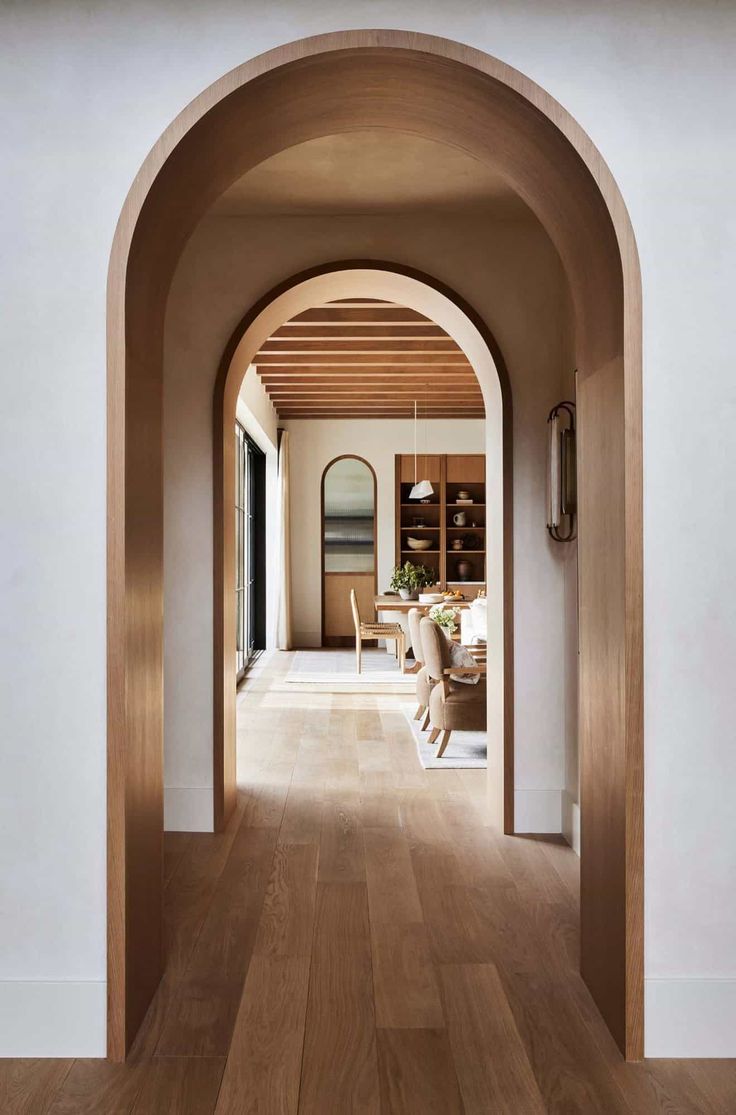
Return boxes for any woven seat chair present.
[350,588,405,674]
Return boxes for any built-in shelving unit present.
[394,453,486,595]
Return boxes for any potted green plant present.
[429,603,459,637]
[389,560,436,601]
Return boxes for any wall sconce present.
[547,400,577,542]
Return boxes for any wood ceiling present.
[253,299,484,419]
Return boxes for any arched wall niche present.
[108,31,642,1061]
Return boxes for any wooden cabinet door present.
[446,454,485,483]
[399,454,441,483]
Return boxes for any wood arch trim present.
[319,454,379,647]
[108,31,642,1062]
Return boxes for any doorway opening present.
[234,422,266,680]
[109,32,642,1062]
[214,265,508,833]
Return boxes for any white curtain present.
[276,430,292,649]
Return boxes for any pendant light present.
[409,398,434,500]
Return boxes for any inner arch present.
[217,266,507,825]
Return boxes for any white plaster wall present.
[237,364,279,451]
[284,420,486,646]
[1,0,734,1057]
[163,365,280,832]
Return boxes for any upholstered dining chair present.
[420,616,486,757]
[350,588,405,674]
[408,607,434,730]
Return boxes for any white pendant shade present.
[409,479,434,500]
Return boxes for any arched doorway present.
[212,263,509,842]
[108,32,642,1060]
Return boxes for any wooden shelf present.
[396,453,487,595]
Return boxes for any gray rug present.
[401,705,487,769]
[284,649,414,691]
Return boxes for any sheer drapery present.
[276,430,292,650]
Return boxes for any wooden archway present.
[108,32,643,1060]
[213,260,512,840]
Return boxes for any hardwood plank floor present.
[10,650,736,1112]
[214,956,310,1114]
[440,962,545,1113]
[376,1028,463,1114]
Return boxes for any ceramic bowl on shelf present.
[406,536,433,551]
[418,592,444,605]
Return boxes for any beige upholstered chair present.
[350,588,405,674]
[408,607,434,730]
[420,616,486,757]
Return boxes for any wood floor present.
[4,651,736,1113]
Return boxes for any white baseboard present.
[164,785,213,832]
[645,978,736,1057]
[561,790,581,856]
[0,980,106,1057]
[514,789,561,833]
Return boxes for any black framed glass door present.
[235,423,266,679]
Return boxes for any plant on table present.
[389,561,437,600]
[429,603,459,636]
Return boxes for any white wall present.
[163,366,279,832]
[1,0,734,1058]
[285,419,486,645]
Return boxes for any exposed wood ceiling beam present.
[259,340,462,352]
[253,299,483,420]
[260,375,479,382]
[272,326,449,338]
[291,307,430,322]
[282,413,486,419]
[263,388,483,397]
[255,355,467,366]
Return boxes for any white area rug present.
[284,649,415,692]
[401,705,487,769]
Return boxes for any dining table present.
[373,594,473,657]
[373,593,472,614]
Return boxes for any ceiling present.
[210,130,531,217]
[254,299,484,420]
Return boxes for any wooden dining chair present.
[350,588,406,674]
[420,617,486,757]
[408,607,434,729]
